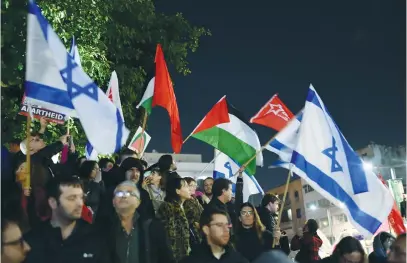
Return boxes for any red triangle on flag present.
[250,94,294,131]
[192,96,230,134]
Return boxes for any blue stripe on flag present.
[268,139,286,151]
[306,89,369,194]
[28,0,48,39]
[291,150,381,234]
[25,81,75,109]
[86,142,93,157]
[248,175,263,194]
[114,108,124,153]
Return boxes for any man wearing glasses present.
[1,218,31,263]
[181,208,248,263]
[96,181,174,263]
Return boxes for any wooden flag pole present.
[24,114,32,191]
[272,168,293,248]
[138,111,148,158]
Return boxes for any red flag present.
[153,44,183,153]
[250,94,294,131]
[81,205,93,224]
[378,175,406,235]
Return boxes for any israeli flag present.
[85,142,98,161]
[69,37,82,69]
[273,84,393,236]
[27,0,129,154]
[214,150,264,202]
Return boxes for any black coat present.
[181,242,248,263]
[24,219,109,263]
[235,228,275,262]
[96,212,175,263]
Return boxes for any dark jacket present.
[96,212,174,263]
[83,180,105,218]
[235,228,275,262]
[181,242,248,263]
[24,219,109,263]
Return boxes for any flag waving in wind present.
[250,94,295,131]
[190,96,263,175]
[27,0,129,154]
[282,85,393,236]
[69,36,82,69]
[136,44,183,153]
[214,150,264,202]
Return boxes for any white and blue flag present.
[269,84,393,236]
[27,0,129,154]
[213,150,264,202]
[69,36,82,69]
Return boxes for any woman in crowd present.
[235,202,274,261]
[144,164,166,214]
[183,177,203,249]
[79,160,105,219]
[291,219,323,263]
[318,236,365,263]
[157,177,192,262]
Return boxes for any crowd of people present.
[1,119,406,263]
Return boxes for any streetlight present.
[363,162,373,172]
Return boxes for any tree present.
[1,0,210,153]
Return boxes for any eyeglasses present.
[240,210,254,216]
[93,167,101,171]
[209,222,232,230]
[2,237,25,248]
[114,191,140,199]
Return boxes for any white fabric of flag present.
[213,150,264,202]
[27,0,129,154]
[273,84,393,236]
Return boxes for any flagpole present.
[196,150,223,178]
[138,111,148,158]
[24,114,32,191]
[272,167,293,248]
[233,111,301,177]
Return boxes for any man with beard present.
[199,177,214,208]
[181,209,248,263]
[24,176,108,263]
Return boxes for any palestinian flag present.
[191,96,263,175]
[136,44,183,153]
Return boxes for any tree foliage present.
[1,0,210,153]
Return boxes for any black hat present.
[158,154,173,171]
[120,157,145,175]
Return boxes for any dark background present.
[146,0,406,191]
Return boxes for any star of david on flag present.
[267,84,393,237]
[213,150,264,202]
[27,0,129,154]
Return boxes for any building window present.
[281,208,293,223]
[296,208,302,219]
[303,185,314,193]
[334,214,348,223]
[294,191,299,201]
[318,199,331,208]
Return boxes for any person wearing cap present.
[97,181,174,263]
[143,164,166,215]
[120,157,155,219]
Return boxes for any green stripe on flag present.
[192,126,257,175]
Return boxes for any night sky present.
[147,0,406,191]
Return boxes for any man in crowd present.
[181,209,248,263]
[1,218,31,263]
[97,181,174,263]
[24,176,108,263]
[256,194,282,242]
[206,178,237,229]
[201,177,214,207]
